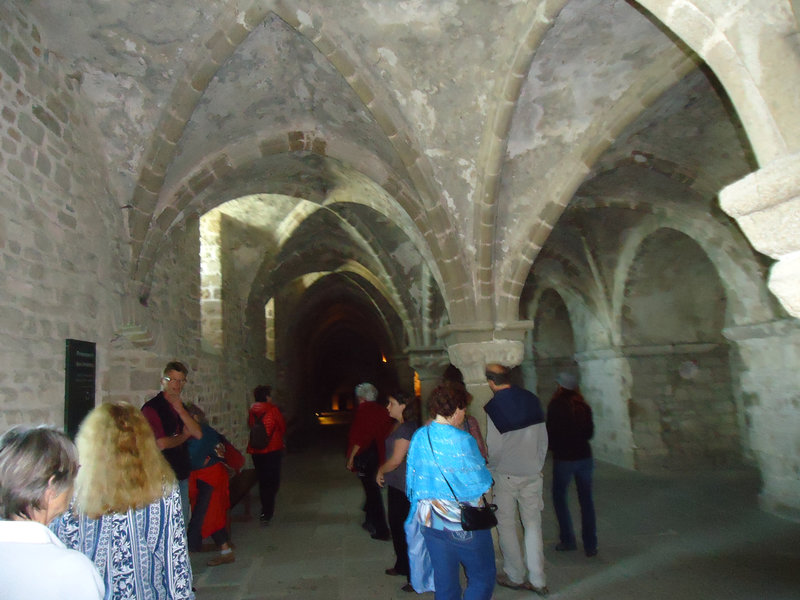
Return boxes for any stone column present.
[390,352,416,397]
[519,327,537,393]
[723,319,800,519]
[573,348,635,469]
[440,320,533,427]
[407,347,451,407]
[720,152,800,319]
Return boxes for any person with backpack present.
[546,372,598,558]
[247,385,286,525]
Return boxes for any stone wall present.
[104,346,244,449]
[193,354,245,450]
[534,358,577,402]
[199,210,223,354]
[0,6,125,428]
[105,348,163,408]
[626,344,740,471]
[130,220,245,445]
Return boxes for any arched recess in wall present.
[622,227,742,471]
[533,289,577,401]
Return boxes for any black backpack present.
[249,417,270,449]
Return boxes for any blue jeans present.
[421,526,496,600]
[552,458,597,552]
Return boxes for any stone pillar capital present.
[437,320,532,346]
[719,153,800,233]
[722,318,800,342]
[720,152,800,318]
[446,340,525,384]
[437,320,532,384]
[406,346,450,380]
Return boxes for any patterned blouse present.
[51,486,194,600]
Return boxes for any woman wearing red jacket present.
[247,385,287,525]
[346,382,393,540]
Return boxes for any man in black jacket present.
[546,372,597,557]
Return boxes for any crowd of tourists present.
[0,358,594,600]
[0,360,286,599]
[347,365,596,599]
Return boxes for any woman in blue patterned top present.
[405,381,495,599]
[52,402,194,600]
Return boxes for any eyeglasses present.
[162,376,187,385]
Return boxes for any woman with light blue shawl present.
[405,382,495,599]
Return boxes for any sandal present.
[496,574,525,590]
[523,582,550,596]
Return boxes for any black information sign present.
[65,339,96,438]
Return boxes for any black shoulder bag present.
[426,427,497,531]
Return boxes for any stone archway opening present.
[622,228,742,471]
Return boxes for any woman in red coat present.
[247,385,287,525]
[186,403,243,566]
[346,382,393,540]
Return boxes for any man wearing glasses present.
[142,360,202,524]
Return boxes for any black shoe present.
[401,584,414,593]
[259,514,270,526]
[371,532,391,541]
[585,548,598,557]
[555,542,577,551]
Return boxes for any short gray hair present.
[355,382,378,402]
[0,426,79,520]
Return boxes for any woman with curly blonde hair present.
[52,401,194,600]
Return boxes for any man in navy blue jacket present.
[484,363,549,596]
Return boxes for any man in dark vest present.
[142,360,202,525]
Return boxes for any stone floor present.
[191,426,800,600]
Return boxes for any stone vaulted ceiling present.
[20,0,795,349]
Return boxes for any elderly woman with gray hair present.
[346,381,393,540]
[0,426,104,599]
